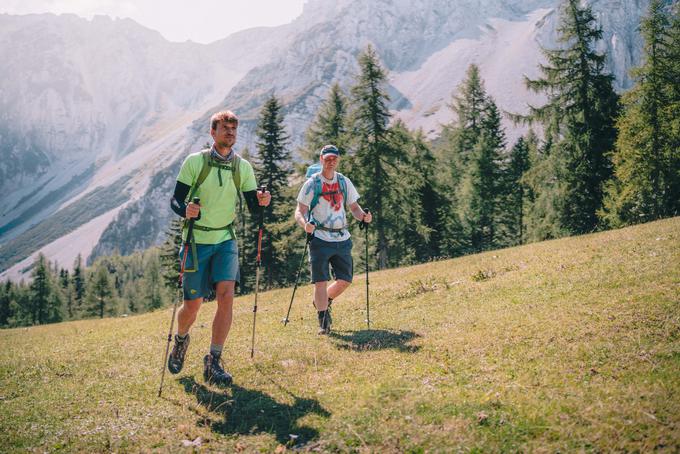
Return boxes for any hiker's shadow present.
[179,377,330,445]
[329,329,421,352]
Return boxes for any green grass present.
[1,217,679,452]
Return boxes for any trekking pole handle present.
[257,186,266,227]
[187,197,200,236]
[360,209,370,230]
[188,197,201,221]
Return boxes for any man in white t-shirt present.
[295,145,373,334]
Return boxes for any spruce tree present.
[29,254,62,325]
[505,137,531,244]
[29,255,50,325]
[236,147,258,293]
[0,281,12,327]
[521,0,619,234]
[11,283,32,327]
[457,101,506,252]
[409,129,447,260]
[72,254,86,315]
[349,45,394,268]
[437,64,491,256]
[439,65,507,254]
[602,1,680,225]
[446,64,488,172]
[521,131,568,241]
[143,251,165,311]
[59,268,75,319]
[254,95,293,288]
[87,266,113,319]
[160,218,183,292]
[301,83,349,164]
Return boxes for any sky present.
[0,0,308,44]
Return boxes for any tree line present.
[1,0,677,328]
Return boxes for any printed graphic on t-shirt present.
[322,181,343,211]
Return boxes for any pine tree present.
[504,137,531,244]
[160,218,183,292]
[301,82,349,164]
[457,101,506,252]
[254,95,293,288]
[408,129,447,260]
[0,281,12,327]
[58,268,75,319]
[29,255,50,325]
[349,45,394,268]
[72,254,86,315]
[602,1,680,225]
[87,266,113,319]
[437,64,491,255]
[439,65,507,254]
[521,131,568,241]
[10,283,32,327]
[447,64,488,171]
[520,0,619,235]
[376,122,422,265]
[28,254,62,325]
[143,251,165,311]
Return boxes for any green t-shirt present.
[177,151,257,244]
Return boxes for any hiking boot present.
[203,353,233,387]
[318,309,331,335]
[168,333,190,374]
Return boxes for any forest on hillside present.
[1,0,677,328]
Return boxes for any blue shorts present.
[180,240,239,300]
[309,237,353,283]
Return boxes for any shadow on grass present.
[329,329,421,352]
[179,377,330,445]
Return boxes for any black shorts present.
[309,237,353,283]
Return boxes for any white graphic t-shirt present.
[297,172,360,242]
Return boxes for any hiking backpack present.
[309,171,348,212]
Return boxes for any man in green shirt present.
[167,110,271,386]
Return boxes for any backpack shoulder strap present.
[231,153,242,192]
[309,173,322,211]
[188,149,212,201]
[336,172,348,203]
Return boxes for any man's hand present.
[362,211,373,224]
[257,189,271,207]
[304,222,316,234]
[186,202,201,219]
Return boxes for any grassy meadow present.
[1,217,678,452]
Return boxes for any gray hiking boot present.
[168,333,190,374]
[203,353,233,387]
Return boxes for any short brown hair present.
[210,110,239,130]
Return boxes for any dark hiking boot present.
[318,309,331,335]
[168,333,190,374]
[203,353,233,387]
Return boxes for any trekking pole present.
[283,228,313,326]
[359,209,370,329]
[159,197,199,398]
[250,186,266,358]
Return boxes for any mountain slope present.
[1,217,678,451]
[0,0,653,279]
[89,0,651,274]
[0,13,295,277]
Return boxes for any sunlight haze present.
[0,0,307,43]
